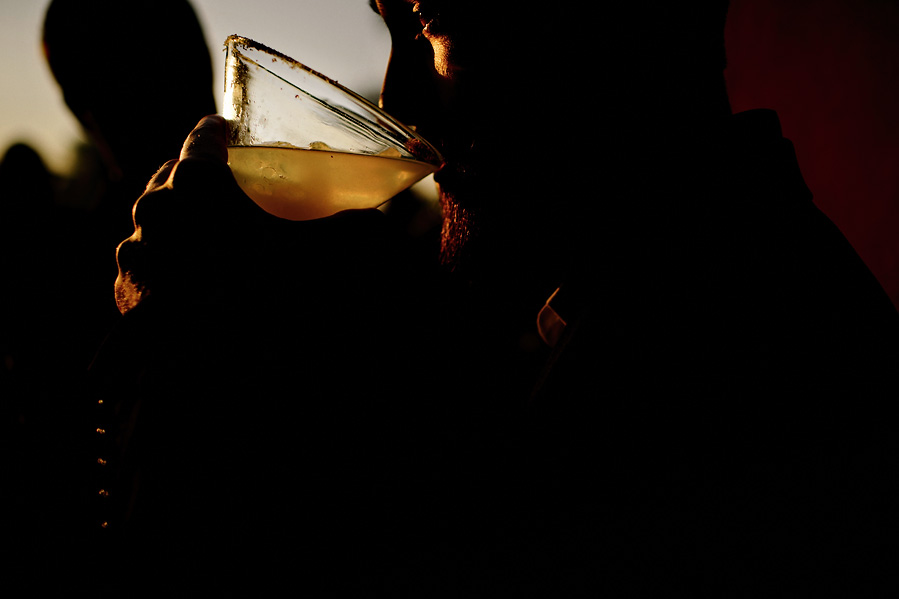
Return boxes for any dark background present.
[726,0,899,308]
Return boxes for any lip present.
[431,158,473,190]
[432,165,449,185]
[412,1,441,33]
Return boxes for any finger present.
[114,238,147,315]
[179,114,229,163]
[145,159,178,192]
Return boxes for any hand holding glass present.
[222,35,443,221]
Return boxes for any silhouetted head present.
[43,0,216,185]
[373,0,731,273]
[0,143,55,220]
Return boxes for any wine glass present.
[222,35,443,221]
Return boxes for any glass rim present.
[223,34,444,167]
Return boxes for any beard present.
[431,112,572,281]
[434,149,496,275]
[437,185,478,271]
[435,159,565,287]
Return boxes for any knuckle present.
[115,235,145,278]
[131,187,169,230]
[170,156,231,190]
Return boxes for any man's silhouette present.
[81,1,899,595]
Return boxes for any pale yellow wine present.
[227,146,436,221]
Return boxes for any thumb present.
[179,114,229,164]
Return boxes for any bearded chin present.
[438,185,483,272]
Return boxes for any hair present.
[43,0,214,115]
[42,0,217,182]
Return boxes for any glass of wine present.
[222,35,443,221]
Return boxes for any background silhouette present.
[725,0,899,306]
